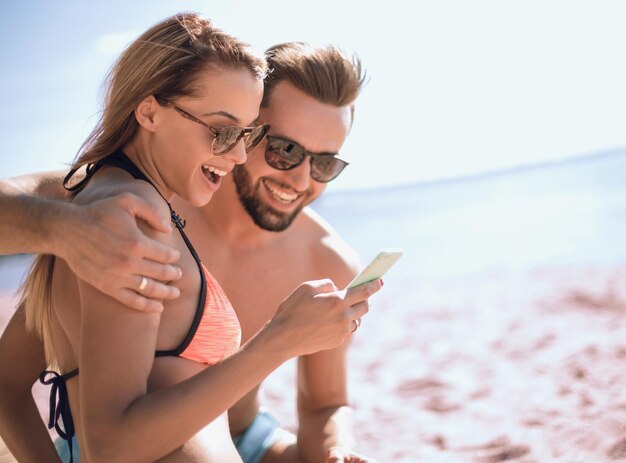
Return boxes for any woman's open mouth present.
[202,165,227,185]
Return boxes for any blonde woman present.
[2,13,380,463]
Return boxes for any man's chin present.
[233,166,306,232]
[250,205,300,232]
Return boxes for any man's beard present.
[233,165,308,232]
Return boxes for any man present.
[0,42,371,463]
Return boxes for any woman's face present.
[154,65,264,207]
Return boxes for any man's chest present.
[202,246,319,343]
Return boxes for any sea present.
[313,149,626,279]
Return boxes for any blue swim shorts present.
[56,437,79,463]
[233,408,282,463]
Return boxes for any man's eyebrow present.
[269,134,339,156]
[202,110,240,124]
[269,133,297,144]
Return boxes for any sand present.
[262,265,626,462]
[1,265,625,462]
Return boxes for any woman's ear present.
[134,96,159,132]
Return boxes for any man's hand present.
[51,192,182,313]
[327,447,377,463]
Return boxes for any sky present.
[1,0,625,191]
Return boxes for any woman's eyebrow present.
[202,110,239,124]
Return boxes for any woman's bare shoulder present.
[71,168,166,211]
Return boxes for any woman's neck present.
[122,138,174,202]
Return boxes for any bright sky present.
[1,1,625,191]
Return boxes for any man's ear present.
[134,95,159,132]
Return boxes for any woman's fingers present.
[343,279,383,305]
[350,299,370,319]
[305,278,339,294]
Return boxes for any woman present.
[3,13,379,462]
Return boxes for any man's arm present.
[0,303,60,462]
[296,239,374,463]
[0,172,182,312]
[297,342,357,463]
[0,171,72,255]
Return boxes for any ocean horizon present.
[313,148,626,277]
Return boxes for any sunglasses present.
[264,136,349,183]
[155,96,269,155]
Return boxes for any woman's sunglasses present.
[155,96,269,155]
[265,136,349,183]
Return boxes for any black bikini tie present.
[40,370,77,463]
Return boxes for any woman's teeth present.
[202,165,228,184]
[202,165,227,177]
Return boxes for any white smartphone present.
[346,249,404,289]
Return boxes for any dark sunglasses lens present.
[213,127,243,155]
[311,156,348,182]
[244,125,269,152]
[265,139,304,170]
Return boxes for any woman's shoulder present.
[72,167,170,216]
[70,166,177,251]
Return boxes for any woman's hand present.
[267,278,383,357]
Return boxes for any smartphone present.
[346,249,404,289]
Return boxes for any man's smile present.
[262,178,300,204]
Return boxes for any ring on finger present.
[138,276,149,292]
[351,317,362,333]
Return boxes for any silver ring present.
[138,276,148,292]
[351,317,362,333]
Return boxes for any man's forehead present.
[260,83,351,153]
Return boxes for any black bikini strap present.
[98,149,150,183]
[40,369,78,463]
[63,163,103,193]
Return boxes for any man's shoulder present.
[292,207,360,287]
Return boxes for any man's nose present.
[284,157,312,192]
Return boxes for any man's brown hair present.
[262,42,365,116]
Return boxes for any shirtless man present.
[0,42,371,463]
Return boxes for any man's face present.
[233,81,352,232]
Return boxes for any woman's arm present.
[78,268,379,463]
[0,303,61,463]
[0,172,181,312]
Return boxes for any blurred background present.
[1,1,626,462]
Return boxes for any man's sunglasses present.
[265,136,349,183]
[155,96,270,155]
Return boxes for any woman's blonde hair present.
[21,13,267,365]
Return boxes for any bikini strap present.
[63,163,103,193]
[63,149,188,230]
[39,369,78,463]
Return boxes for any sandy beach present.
[263,265,626,462]
[2,264,625,462]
